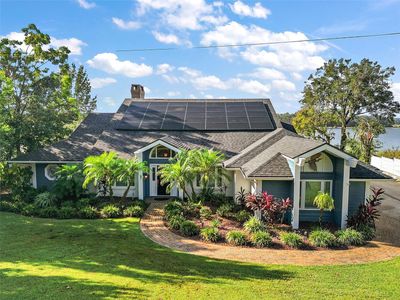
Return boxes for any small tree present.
[313,192,335,227]
[83,152,119,200]
[116,157,147,202]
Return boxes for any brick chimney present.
[131,84,145,98]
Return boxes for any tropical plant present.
[179,220,199,236]
[235,187,248,205]
[226,230,247,246]
[250,231,272,248]
[164,200,184,220]
[200,226,220,242]
[78,206,99,219]
[123,205,144,217]
[245,192,273,220]
[34,192,57,208]
[235,210,251,223]
[336,229,365,246]
[210,218,221,228]
[216,203,234,218]
[83,152,120,200]
[37,206,59,218]
[168,215,186,230]
[313,192,335,226]
[199,206,213,220]
[100,204,121,218]
[243,217,265,233]
[52,164,85,201]
[354,224,375,241]
[309,229,337,248]
[347,187,384,229]
[57,206,77,219]
[280,232,303,248]
[116,157,147,201]
[245,192,292,223]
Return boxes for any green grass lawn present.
[1,212,399,300]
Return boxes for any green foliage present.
[123,205,144,217]
[336,229,365,246]
[216,203,234,217]
[313,192,334,226]
[280,232,303,248]
[299,58,399,150]
[250,231,272,248]
[0,24,96,160]
[52,164,85,200]
[226,230,247,246]
[200,226,220,242]
[0,200,19,213]
[235,210,251,223]
[58,206,78,219]
[115,157,147,201]
[199,206,213,219]
[309,229,337,248]
[0,164,33,200]
[164,200,184,220]
[34,192,57,208]
[375,148,400,159]
[179,220,200,236]
[168,215,186,230]
[100,204,121,218]
[78,206,99,219]
[243,217,265,233]
[355,224,376,241]
[210,218,221,228]
[37,207,59,218]
[20,204,37,216]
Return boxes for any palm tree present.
[191,149,229,198]
[83,152,119,200]
[116,157,148,202]
[159,150,196,201]
[53,164,85,200]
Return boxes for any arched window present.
[45,164,59,181]
[301,153,333,173]
[150,145,174,159]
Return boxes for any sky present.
[1,0,400,113]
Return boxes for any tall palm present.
[116,157,148,202]
[159,150,196,201]
[191,149,229,197]
[83,152,119,200]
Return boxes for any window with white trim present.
[300,180,332,209]
[195,168,224,188]
[44,164,59,181]
[149,145,174,159]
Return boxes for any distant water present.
[330,127,400,150]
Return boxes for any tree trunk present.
[319,209,323,227]
[108,182,114,201]
[340,124,347,151]
[122,182,131,203]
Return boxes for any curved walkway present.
[140,200,400,266]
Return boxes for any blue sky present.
[1,0,400,113]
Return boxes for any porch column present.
[364,180,371,203]
[137,152,144,200]
[341,160,350,229]
[250,179,257,194]
[292,162,301,229]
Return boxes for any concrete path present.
[140,201,400,266]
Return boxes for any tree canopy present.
[0,24,96,160]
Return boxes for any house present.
[10,84,391,229]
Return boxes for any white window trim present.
[44,164,58,181]
[300,179,333,210]
[149,145,174,159]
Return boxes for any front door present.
[150,164,170,196]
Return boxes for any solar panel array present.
[117,101,275,131]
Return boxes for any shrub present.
[355,224,375,241]
[20,204,37,216]
[130,200,146,208]
[309,229,337,248]
[313,192,335,226]
[79,206,99,219]
[280,232,303,248]
[216,203,234,217]
[76,198,91,209]
[52,164,85,201]
[34,192,57,208]
[226,230,247,246]
[251,231,273,247]
[243,217,265,233]
[37,207,59,218]
[168,215,186,230]
[58,206,78,219]
[235,210,251,223]
[123,205,144,217]
[100,204,121,218]
[0,200,19,213]
[180,220,200,236]
[210,218,221,228]
[183,201,200,218]
[200,226,220,242]
[199,206,213,219]
[60,200,75,208]
[336,229,365,246]
[164,200,184,220]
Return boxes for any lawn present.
[0,212,399,300]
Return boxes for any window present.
[195,168,224,188]
[300,180,332,209]
[150,145,174,159]
[301,153,333,173]
[44,164,59,181]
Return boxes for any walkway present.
[140,201,400,266]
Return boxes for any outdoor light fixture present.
[144,173,149,179]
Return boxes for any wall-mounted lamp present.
[143,173,149,180]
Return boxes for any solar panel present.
[117,100,275,131]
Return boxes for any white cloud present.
[392,82,400,102]
[103,97,117,107]
[248,67,286,80]
[3,31,86,55]
[272,79,296,91]
[192,75,228,90]
[87,53,153,78]
[230,78,270,95]
[112,17,141,30]
[76,0,96,10]
[167,91,181,96]
[91,77,117,89]
[136,0,227,30]
[230,1,270,19]
[153,32,180,44]
[156,63,174,74]
[162,74,180,84]
[178,66,202,78]
[144,86,151,94]
[291,72,303,80]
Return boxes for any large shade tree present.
[295,58,399,150]
[0,24,96,160]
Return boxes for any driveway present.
[372,180,400,245]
